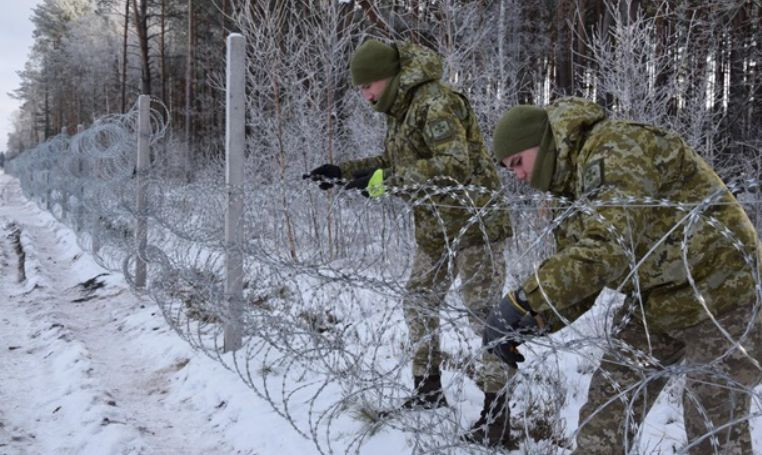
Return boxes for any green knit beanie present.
[492,105,548,164]
[350,39,400,86]
[493,105,557,191]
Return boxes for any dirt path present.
[0,172,236,455]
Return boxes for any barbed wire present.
[5,99,762,454]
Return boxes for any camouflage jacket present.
[339,42,512,257]
[522,97,758,332]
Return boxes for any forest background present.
[4,0,760,183]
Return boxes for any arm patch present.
[582,159,605,192]
[425,118,455,143]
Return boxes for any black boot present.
[402,374,449,409]
[379,374,449,418]
[461,392,518,449]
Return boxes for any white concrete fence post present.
[44,157,53,211]
[224,33,245,352]
[76,124,85,231]
[44,126,67,211]
[135,96,151,289]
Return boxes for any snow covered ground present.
[0,171,323,454]
[1,168,761,455]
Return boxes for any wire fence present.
[4,97,762,454]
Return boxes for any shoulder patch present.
[582,159,604,192]
[426,118,454,143]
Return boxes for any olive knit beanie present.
[493,105,557,191]
[493,105,548,164]
[350,39,400,86]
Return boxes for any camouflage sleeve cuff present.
[338,162,355,179]
[521,276,600,332]
[521,276,562,332]
[339,156,388,179]
[521,275,545,313]
[514,280,563,333]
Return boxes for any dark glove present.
[344,167,376,197]
[483,289,544,369]
[303,164,341,190]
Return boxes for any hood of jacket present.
[387,41,444,119]
[545,97,607,195]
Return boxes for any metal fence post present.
[224,33,245,352]
[135,96,150,289]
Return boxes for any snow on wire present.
[5,99,762,454]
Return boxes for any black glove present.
[303,164,341,190]
[344,167,377,197]
[483,289,544,369]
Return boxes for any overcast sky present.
[0,0,40,153]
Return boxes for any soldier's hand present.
[303,164,341,190]
[483,289,545,369]
[346,168,385,198]
[345,168,375,196]
[492,343,525,370]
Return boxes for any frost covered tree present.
[8,0,760,178]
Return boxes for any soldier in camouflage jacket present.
[485,97,762,453]
[307,39,515,448]
[336,41,511,256]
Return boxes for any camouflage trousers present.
[574,303,762,454]
[403,241,511,393]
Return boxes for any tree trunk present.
[654,10,676,116]
[595,0,614,108]
[221,0,227,34]
[274,78,299,262]
[121,0,130,112]
[357,0,390,36]
[44,83,51,139]
[185,0,194,176]
[133,0,152,95]
[516,1,539,104]
[554,0,574,97]
[160,0,167,105]
[751,5,761,142]
[573,0,589,97]
[411,0,420,43]
[727,5,749,144]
